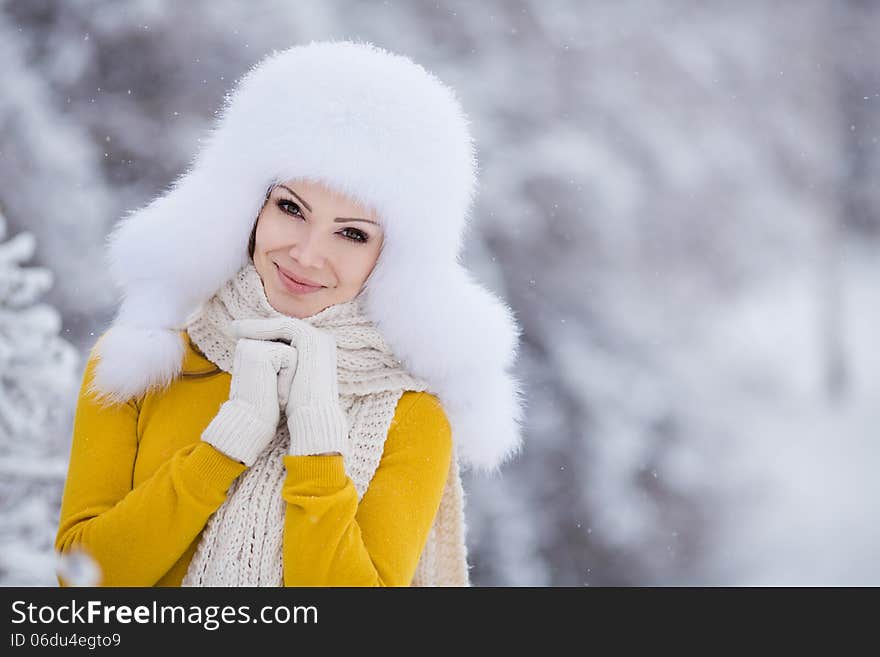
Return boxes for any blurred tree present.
[0,205,80,585]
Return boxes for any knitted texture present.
[181,262,470,586]
[202,398,279,467]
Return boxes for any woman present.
[55,40,525,587]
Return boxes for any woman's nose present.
[287,230,327,269]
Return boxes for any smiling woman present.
[57,40,524,589]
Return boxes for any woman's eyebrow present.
[277,184,380,225]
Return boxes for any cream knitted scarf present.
[180,262,470,586]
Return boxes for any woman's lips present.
[275,263,324,295]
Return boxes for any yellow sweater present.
[55,332,453,587]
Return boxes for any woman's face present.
[252,178,384,318]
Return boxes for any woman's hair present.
[248,183,276,261]
[247,218,258,261]
[183,183,276,378]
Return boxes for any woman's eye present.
[276,199,304,218]
[341,227,369,243]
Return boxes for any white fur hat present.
[90,39,525,474]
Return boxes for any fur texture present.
[90,39,526,474]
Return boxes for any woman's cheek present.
[260,218,292,249]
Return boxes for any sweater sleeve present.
[54,345,246,587]
[281,391,453,586]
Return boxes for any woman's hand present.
[201,337,297,466]
[225,318,349,458]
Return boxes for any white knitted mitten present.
[283,322,349,457]
[220,317,349,458]
[201,337,297,466]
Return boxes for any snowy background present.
[1,0,878,586]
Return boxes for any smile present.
[275,263,325,295]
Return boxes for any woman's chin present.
[276,301,306,319]
[268,293,329,319]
